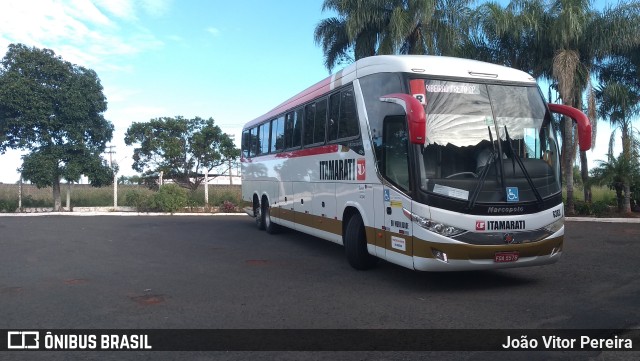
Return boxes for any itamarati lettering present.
[487,220,525,231]
[320,159,356,181]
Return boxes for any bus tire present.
[263,201,280,234]
[254,197,265,230]
[344,215,378,270]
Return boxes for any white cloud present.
[139,0,172,17]
[0,0,166,72]
[206,27,221,37]
[93,0,172,21]
[93,0,137,21]
[0,0,172,182]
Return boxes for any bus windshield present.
[416,80,560,204]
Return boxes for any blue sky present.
[0,0,619,183]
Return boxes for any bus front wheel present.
[263,201,280,234]
[344,215,378,270]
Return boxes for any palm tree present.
[469,0,640,214]
[464,0,551,77]
[314,0,473,72]
[590,151,640,213]
[596,81,640,213]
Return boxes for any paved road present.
[1,215,639,360]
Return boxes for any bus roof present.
[243,55,537,129]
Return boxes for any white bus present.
[241,55,591,271]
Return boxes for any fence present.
[0,183,242,212]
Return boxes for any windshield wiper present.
[503,126,544,206]
[467,126,497,210]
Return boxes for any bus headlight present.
[402,208,466,237]
[543,218,564,234]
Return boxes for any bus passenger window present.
[258,123,270,155]
[338,88,358,139]
[304,103,316,145]
[271,116,285,152]
[315,98,327,144]
[292,109,303,147]
[328,92,340,142]
[242,130,250,158]
[285,112,293,149]
[250,127,258,157]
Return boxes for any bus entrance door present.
[383,187,414,269]
[379,115,414,268]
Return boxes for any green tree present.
[591,151,640,213]
[0,44,114,211]
[124,116,240,191]
[314,0,472,71]
[468,0,640,214]
[596,81,640,213]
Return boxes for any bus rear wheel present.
[344,215,378,270]
[254,198,265,230]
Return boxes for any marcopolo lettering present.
[486,220,525,231]
[487,206,524,214]
[320,159,356,181]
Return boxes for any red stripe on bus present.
[241,144,340,162]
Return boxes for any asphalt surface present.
[0,215,639,360]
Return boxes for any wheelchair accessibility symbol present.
[506,187,519,202]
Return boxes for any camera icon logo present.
[7,331,40,349]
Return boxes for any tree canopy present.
[124,116,240,191]
[314,0,472,71]
[314,0,640,213]
[0,43,114,210]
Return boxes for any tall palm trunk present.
[623,183,632,214]
[581,81,597,203]
[621,120,633,213]
[562,119,577,214]
[579,150,591,203]
[554,50,581,215]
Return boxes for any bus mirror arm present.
[548,103,592,151]
[379,93,427,145]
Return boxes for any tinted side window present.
[304,103,316,146]
[292,108,303,148]
[338,88,359,139]
[328,92,341,142]
[271,116,285,153]
[314,98,327,144]
[250,127,258,157]
[285,112,294,149]
[358,73,404,167]
[242,130,250,158]
[258,123,270,155]
[383,116,410,191]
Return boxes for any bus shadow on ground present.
[260,225,541,292]
[375,263,540,292]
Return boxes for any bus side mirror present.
[379,93,426,145]
[548,103,592,151]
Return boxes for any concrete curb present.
[0,212,244,217]
[565,217,640,223]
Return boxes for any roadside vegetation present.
[0,183,243,213]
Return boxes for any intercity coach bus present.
[241,55,591,271]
